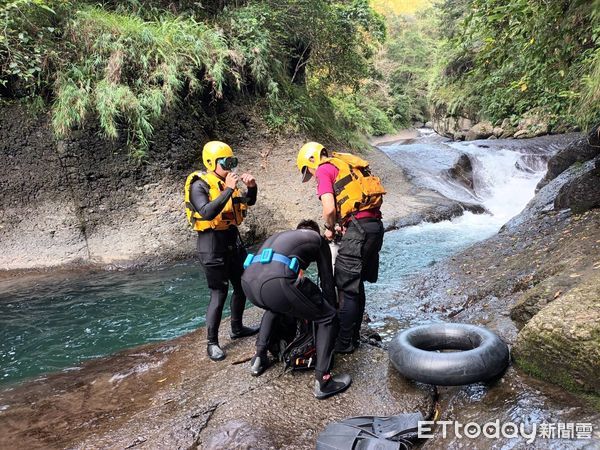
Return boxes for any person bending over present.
[241,220,351,400]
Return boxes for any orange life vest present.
[320,152,386,222]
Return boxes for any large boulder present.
[444,154,474,190]
[431,115,473,139]
[537,124,600,190]
[513,108,551,139]
[465,120,494,141]
[499,118,517,138]
[554,157,600,213]
[513,274,600,394]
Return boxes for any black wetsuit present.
[189,177,257,344]
[241,229,338,378]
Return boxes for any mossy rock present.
[510,273,579,329]
[513,274,600,395]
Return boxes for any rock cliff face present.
[0,102,452,271]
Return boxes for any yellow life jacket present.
[320,152,386,222]
[184,171,247,232]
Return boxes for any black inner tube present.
[389,323,510,386]
[407,327,482,352]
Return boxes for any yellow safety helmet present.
[297,142,326,182]
[203,141,234,171]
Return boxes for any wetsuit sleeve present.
[246,185,257,206]
[317,237,337,307]
[190,179,233,220]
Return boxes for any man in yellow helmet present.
[184,141,259,361]
[296,142,385,354]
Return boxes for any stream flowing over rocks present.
[0,120,598,448]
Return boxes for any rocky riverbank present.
[432,107,579,142]
[0,307,436,449]
[0,103,460,273]
[382,126,600,400]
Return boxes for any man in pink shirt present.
[297,142,385,354]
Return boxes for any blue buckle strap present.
[243,248,300,273]
[243,253,254,269]
[260,248,273,263]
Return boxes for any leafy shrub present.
[430,0,600,129]
[0,0,63,99]
[0,0,390,156]
[51,7,232,156]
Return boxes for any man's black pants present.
[334,217,384,347]
[242,275,338,377]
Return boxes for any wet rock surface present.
[423,367,599,449]
[0,307,433,449]
[444,153,474,190]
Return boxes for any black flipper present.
[316,423,365,450]
[372,413,423,440]
[317,413,425,450]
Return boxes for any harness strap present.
[333,174,354,195]
[350,215,366,234]
[243,248,300,273]
[232,197,250,205]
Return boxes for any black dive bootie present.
[207,342,225,361]
[230,325,260,339]
[314,373,352,400]
[249,354,269,377]
[334,339,356,354]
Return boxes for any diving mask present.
[218,156,239,170]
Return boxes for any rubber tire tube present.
[388,323,510,386]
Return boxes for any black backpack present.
[268,315,317,372]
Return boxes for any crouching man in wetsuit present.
[241,220,352,400]
[297,142,385,354]
[184,141,259,361]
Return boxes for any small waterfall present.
[449,143,543,222]
[367,132,579,328]
[382,131,575,224]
